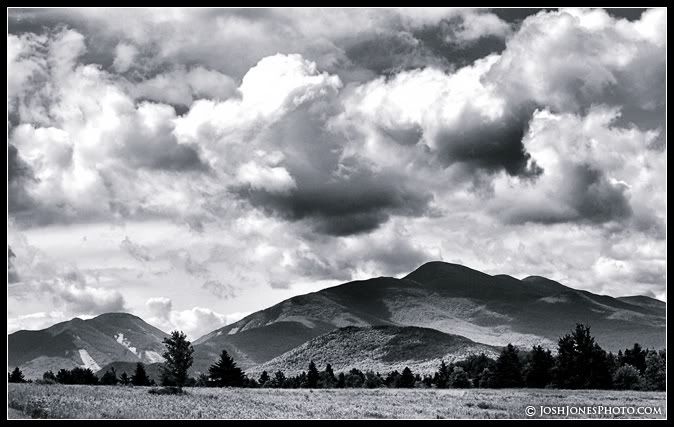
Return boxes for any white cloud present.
[112,42,138,72]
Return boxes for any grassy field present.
[7,384,666,419]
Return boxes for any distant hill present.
[252,325,499,375]
[192,261,665,373]
[8,313,168,379]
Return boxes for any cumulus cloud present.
[6,7,667,329]
[145,296,242,339]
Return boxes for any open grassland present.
[7,384,666,419]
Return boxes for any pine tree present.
[336,372,346,388]
[493,343,523,388]
[318,363,337,388]
[208,349,244,387]
[643,350,666,391]
[622,343,648,373]
[524,345,554,388]
[363,370,384,388]
[258,370,270,387]
[398,367,416,388]
[131,362,152,386]
[433,360,451,389]
[100,367,119,385]
[8,367,26,383]
[306,360,320,388]
[272,370,286,388]
[119,372,130,385]
[161,330,194,387]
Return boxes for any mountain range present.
[8,261,666,378]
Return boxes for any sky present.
[7,7,667,339]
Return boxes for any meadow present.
[7,384,666,419]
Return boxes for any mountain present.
[252,325,499,376]
[8,313,168,379]
[192,261,665,373]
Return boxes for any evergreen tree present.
[643,350,666,391]
[385,370,401,388]
[493,344,523,388]
[8,367,26,383]
[336,372,346,388]
[524,345,554,388]
[422,374,433,388]
[258,370,270,387]
[306,360,320,388]
[478,367,496,388]
[449,366,471,388]
[119,372,130,386]
[272,370,286,388]
[398,367,416,388]
[621,343,648,373]
[318,364,337,388]
[433,360,451,389]
[161,330,194,387]
[552,324,611,389]
[208,350,244,387]
[100,367,119,385]
[131,362,152,386]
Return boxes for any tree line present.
[8,324,666,391]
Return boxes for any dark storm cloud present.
[124,141,209,172]
[434,109,543,178]
[502,164,632,226]
[8,145,38,215]
[235,166,433,236]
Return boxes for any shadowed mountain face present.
[252,325,499,376]
[8,313,168,379]
[192,261,665,373]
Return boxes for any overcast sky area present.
[7,8,666,339]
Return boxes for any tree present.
[363,371,384,388]
[131,363,152,386]
[272,370,286,388]
[208,350,244,387]
[8,367,26,383]
[398,367,416,388]
[305,361,320,388]
[621,343,648,374]
[613,365,644,390]
[161,330,194,387]
[42,370,57,384]
[552,324,611,389]
[100,367,119,385]
[449,366,471,388]
[258,371,270,387]
[478,367,497,388]
[433,360,451,389]
[524,345,554,388]
[643,350,666,391]
[119,372,130,386]
[318,364,337,388]
[336,372,346,388]
[344,368,365,388]
[494,344,523,388]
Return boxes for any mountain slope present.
[252,325,499,375]
[194,261,665,372]
[8,313,168,379]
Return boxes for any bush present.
[612,364,644,390]
[148,386,187,395]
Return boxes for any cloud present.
[120,236,153,262]
[145,297,237,339]
[112,42,138,72]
